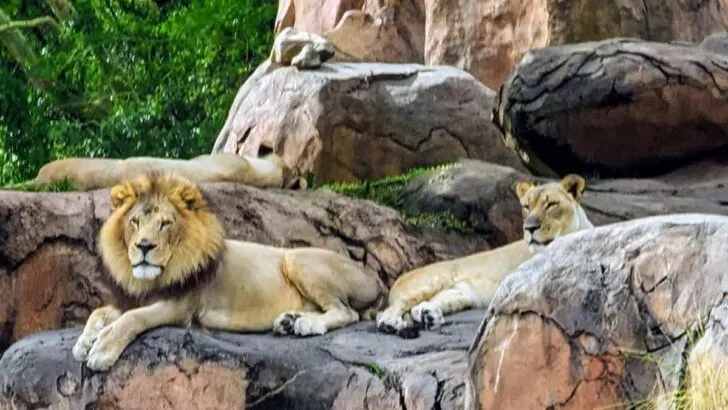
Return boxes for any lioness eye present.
[547,201,559,209]
[160,220,172,230]
[130,217,139,228]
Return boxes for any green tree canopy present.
[0,0,276,184]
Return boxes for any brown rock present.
[0,310,483,409]
[213,62,526,183]
[274,0,425,64]
[424,0,728,89]
[493,38,728,178]
[0,183,485,354]
[468,214,728,409]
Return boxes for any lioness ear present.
[110,182,137,209]
[560,174,586,201]
[172,184,204,211]
[515,180,534,200]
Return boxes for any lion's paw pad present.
[411,302,444,330]
[72,337,94,362]
[376,314,405,334]
[85,341,122,372]
[273,312,301,336]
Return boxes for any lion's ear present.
[560,174,586,201]
[172,184,204,211]
[515,180,534,200]
[110,182,137,209]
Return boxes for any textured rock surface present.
[399,158,728,239]
[0,183,490,355]
[213,62,525,183]
[494,38,728,178]
[467,214,728,409]
[0,311,481,410]
[426,0,728,89]
[274,0,425,64]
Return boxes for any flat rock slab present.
[213,62,526,183]
[0,310,482,410]
[495,38,728,178]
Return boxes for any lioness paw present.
[411,302,445,330]
[376,314,405,334]
[84,326,125,371]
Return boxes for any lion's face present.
[99,173,225,295]
[124,198,184,280]
[515,174,587,253]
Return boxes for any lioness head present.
[99,172,225,297]
[515,174,591,253]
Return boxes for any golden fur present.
[376,175,595,337]
[33,153,307,191]
[72,172,386,371]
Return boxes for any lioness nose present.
[524,216,541,233]
[135,238,157,254]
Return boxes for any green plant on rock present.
[318,164,473,232]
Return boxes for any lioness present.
[72,172,387,371]
[376,174,595,337]
[33,152,307,191]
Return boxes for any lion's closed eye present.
[160,220,172,231]
[130,217,140,228]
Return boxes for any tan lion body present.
[33,153,306,191]
[376,175,595,336]
[72,173,384,371]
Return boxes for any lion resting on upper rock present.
[72,172,386,371]
[33,152,307,191]
[376,174,595,337]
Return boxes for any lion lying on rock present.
[33,153,307,191]
[72,172,387,371]
[376,174,595,337]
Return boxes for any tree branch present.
[0,16,60,34]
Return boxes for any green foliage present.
[0,0,276,185]
[2,177,75,192]
[319,164,473,232]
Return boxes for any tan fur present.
[72,173,384,371]
[33,153,307,191]
[376,175,595,336]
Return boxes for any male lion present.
[376,174,595,337]
[32,152,307,191]
[72,172,387,371]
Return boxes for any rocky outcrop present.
[0,183,491,355]
[0,310,481,410]
[213,62,525,183]
[467,214,728,409]
[425,0,728,89]
[399,158,728,238]
[494,38,728,178]
[274,0,425,64]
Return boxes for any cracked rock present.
[494,37,728,178]
[0,183,488,356]
[212,61,526,183]
[425,0,728,90]
[468,213,728,409]
[0,311,482,409]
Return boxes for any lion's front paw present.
[376,313,405,334]
[84,326,126,371]
[72,334,95,362]
[411,302,445,330]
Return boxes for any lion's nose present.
[524,216,541,234]
[135,238,157,255]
